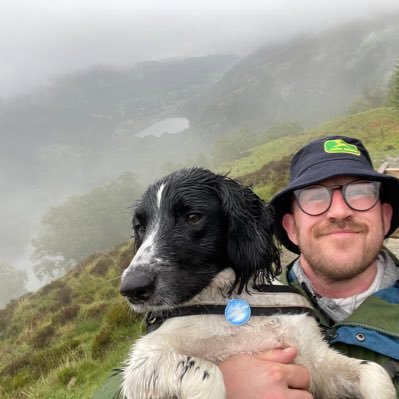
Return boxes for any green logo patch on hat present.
[324,139,361,156]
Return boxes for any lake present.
[137,117,190,138]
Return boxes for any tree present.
[32,172,143,281]
[388,61,399,108]
[0,262,27,308]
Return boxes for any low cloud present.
[1,0,399,97]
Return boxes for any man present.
[93,135,399,398]
[220,135,399,398]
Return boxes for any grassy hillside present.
[0,242,144,399]
[1,107,399,398]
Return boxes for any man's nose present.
[326,190,354,219]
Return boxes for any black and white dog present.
[120,167,395,399]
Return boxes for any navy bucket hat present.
[270,135,399,254]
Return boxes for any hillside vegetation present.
[1,107,399,398]
[0,242,143,399]
[225,107,399,199]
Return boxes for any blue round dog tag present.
[225,299,251,326]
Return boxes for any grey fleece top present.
[292,250,399,322]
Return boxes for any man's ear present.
[282,213,299,245]
[382,203,393,236]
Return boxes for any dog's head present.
[120,167,280,312]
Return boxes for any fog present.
[2,0,399,98]
[1,0,399,298]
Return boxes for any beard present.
[297,219,384,282]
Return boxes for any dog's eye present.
[134,223,146,235]
[186,213,202,224]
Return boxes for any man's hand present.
[218,347,313,399]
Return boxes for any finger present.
[257,354,310,390]
[288,390,314,399]
[285,364,311,390]
[254,347,298,363]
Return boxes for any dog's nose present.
[120,275,155,302]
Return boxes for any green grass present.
[0,241,145,399]
[315,107,399,164]
[218,130,319,178]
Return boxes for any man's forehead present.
[311,175,363,186]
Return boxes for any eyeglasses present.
[294,180,381,216]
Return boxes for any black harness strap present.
[252,285,306,294]
[146,298,316,332]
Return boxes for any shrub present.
[83,302,108,321]
[52,304,80,325]
[91,325,113,359]
[57,365,77,386]
[0,305,14,336]
[56,285,73,305]
[1,370,32,392]
[0,356,31,378]
[105,300,138,327]
[1,340,84,394]
[91,257,113,276]
[39,280,66,295]
[31,324,56,348]
[239,155,291,200]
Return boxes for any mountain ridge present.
[184,12,399,135]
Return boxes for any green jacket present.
[93,252,399,398]
[92,368,124,399]
[279,250,399,396]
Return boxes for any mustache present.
[313,220,369,238]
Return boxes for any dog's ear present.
[215,176,281,293]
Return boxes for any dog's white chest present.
[146,313,302,362]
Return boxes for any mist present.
[1,0,399,299]
[2,0,399,98]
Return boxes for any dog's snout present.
[120,274,155,302]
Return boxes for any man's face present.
[282,176,393,282]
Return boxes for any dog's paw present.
[178,357,226,399]
[358,361,396,399]
[122,354,226,399]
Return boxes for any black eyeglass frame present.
[293,180,382,216]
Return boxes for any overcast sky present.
[1,0,399,98]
